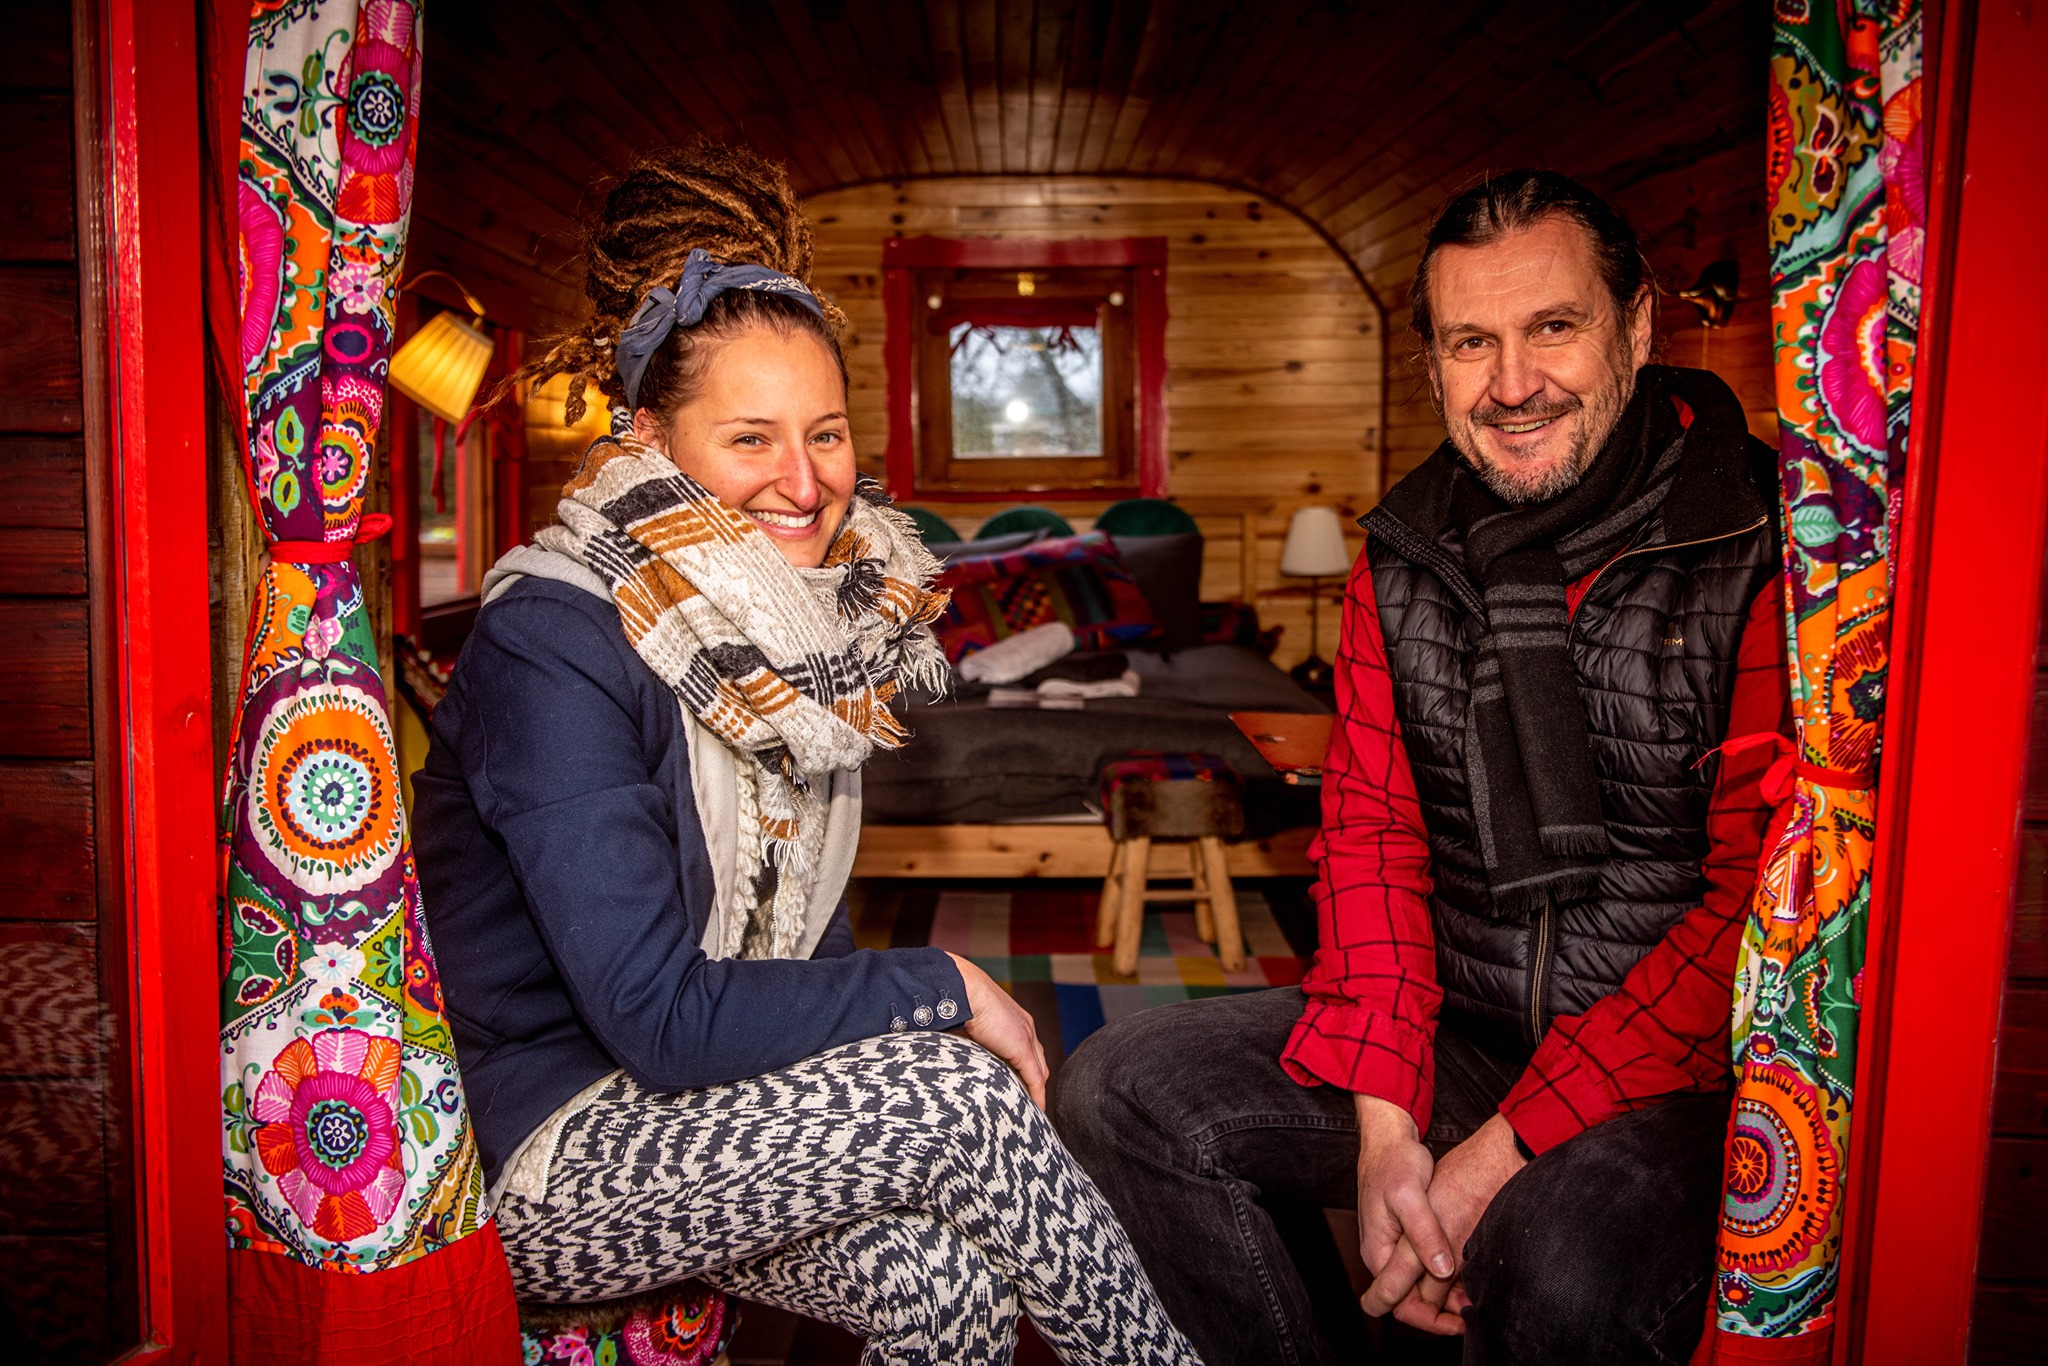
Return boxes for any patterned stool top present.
[1098,751,1240,799]
[1099,752,1246,841]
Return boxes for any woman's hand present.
[945,952,1050,1108]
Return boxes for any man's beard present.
[1443,350,1637,505]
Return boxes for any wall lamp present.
[389,270,495,422]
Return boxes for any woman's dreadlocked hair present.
[514,142,848,428]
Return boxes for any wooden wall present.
[521,177,1383,669]
[0,4,130,1356]
[1972,594,2048,1360]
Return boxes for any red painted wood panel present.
[2013,824,2048,980]
[0,266,83,433]
[0,1077,106,1233]
[0,923,98,1077]
[0,94,78,262]
[0,1234,110,1358]
[0,527,87,595]
[1972,1287,2048,1365]
[0,762,94,919]
[1978,1139,2048,1284]
[0,599,88,758]
[0,5,70,89]
[0,439,86,529]
[1992,984,2048,1138]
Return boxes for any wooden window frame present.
[883,236,1167,502]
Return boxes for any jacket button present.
[890,1013,908,1033]
[913,1005,934,1028]
[936,998,959,1022]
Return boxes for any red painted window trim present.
[1839,1,2048,1357]
[880,235,1169,502]
[94,0,228,1357]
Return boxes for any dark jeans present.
[1050,987,1728,1366]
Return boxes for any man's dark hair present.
[1409,169,1655,348]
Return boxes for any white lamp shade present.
[389,310,495,423]
[1279,505,1353,578]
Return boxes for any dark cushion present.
[1111,532,1205,650]
[1097,498,1200,538]
[976,506,1076,539]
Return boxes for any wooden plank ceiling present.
[413,0,1763,338]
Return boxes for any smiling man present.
[1054,171,1789,1364]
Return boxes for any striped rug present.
[850,880,1308,1075]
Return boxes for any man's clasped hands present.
[1354,1096,1529,1336]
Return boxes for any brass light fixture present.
[389,270,495,422]
[1676,261,1739,329]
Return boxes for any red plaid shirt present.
[1280,549,1789,1154]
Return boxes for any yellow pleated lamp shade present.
[389,310,495,423]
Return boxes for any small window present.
[950,322,1103,459]
[885,238,1167,501]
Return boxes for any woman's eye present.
[812,430,844,446]
[734,433,767,447]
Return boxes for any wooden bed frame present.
[852,497,1322,881]
[851,822,1315,879]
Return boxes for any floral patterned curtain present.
[1707,2,1925,1357]
[222,0,516,1354]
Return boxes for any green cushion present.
[900,506,959,545]
[975,506,1075,540]
[1095,498,1200,539]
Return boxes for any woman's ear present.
[630,407,666,451]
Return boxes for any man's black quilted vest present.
[1363,374,1779,1050]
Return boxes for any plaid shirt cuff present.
[1282,1000,1435,1134]
[1495,1033,1621,1155]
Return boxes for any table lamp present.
[1280,505,1352,689]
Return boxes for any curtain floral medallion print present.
[1708,2,1923,1357]
[224,0,512,1332]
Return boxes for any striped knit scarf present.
[537,436,949,959]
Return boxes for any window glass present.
[417,407,462,607]
[949,323,1103,458]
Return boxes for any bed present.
[852,507,1330,879]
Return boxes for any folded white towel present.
[957,621,1076,685]
[1036,668,1142,701]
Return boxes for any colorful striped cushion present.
[933,531,1158,663]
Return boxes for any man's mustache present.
[1469,397,1582,427]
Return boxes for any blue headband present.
[615,248,825,411]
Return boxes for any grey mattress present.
[864,644,1329,829]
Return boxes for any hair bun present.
[508,142,837,426]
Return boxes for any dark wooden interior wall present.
[1970,575,2048,1361]
[408,0,1774,477]
[0,4,129,1357]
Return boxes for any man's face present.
[1425,216,1653,503]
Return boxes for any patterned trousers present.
[496,1031,1202,1366]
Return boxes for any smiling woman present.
[410,143,1203,1362]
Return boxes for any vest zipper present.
[1528,896,1556,1045]
[1532,514,1767,1045]
[1565,516,1771,648]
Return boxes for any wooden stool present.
[1093,753,1248,976]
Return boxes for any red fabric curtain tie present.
[270,513,394,564]
[1695,731,1872,803]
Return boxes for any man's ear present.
[1628,285,1655,369]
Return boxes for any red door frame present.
[1836,0,2048,1357]
[92,0,229,1356]
[880,235,1170,502]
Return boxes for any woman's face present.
[632,325,855,569]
